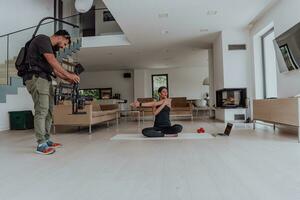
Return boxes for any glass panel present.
[35,21,55,37]
[61,15,80,39]
[0,36,8,84]
[4,18,80,85]
[8,28,35,83]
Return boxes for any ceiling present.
[78,0,278,71]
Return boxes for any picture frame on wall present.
[279,44,299,70]
[100,88,112,99]
[103,11,115,22]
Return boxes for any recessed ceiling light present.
[200,28,209,32]
[161,30,169,35]
[207,10,218,15]
[158,13,169,19]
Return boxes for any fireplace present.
[216,88,247,108]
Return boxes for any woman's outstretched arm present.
[130,99,165,108]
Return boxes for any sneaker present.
[47,140,62,148]
[36,143,55,155]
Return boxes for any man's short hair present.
[54,30,71,44]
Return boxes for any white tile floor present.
[1,119,300,200]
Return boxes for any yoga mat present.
[111,133,214,141]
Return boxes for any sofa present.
[135,97,193,120]
[53,101,119,133]
[136,98,155,117]
[170,97,193,120]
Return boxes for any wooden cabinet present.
[253,98,300,142]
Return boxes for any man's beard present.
[52,45,60,52]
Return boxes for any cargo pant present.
[25,75,53,144]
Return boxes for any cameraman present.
[24,30,80,155]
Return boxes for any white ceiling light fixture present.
[200,28,209,32]
[75,0,94,13]
[161,30,169,35]
[158,13,169,19]
[207,10,218,15]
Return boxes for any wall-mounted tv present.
[275,22,300,73]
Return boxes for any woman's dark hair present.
[158,86,168,93]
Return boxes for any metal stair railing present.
[0,16,80,85]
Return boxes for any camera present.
[54,63,88,114]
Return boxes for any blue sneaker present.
[36,143,55,155]
[47,140,62,148]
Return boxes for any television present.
[275,22,300,73]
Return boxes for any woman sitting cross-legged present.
[131,86,183,137]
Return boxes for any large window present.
[262,28,278,98]
[79,88,100,100]
[152,74,168,100]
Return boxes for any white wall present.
[0,0,54,63]
[208,49,215,107]
[213,32,224,91]
[134,66,209,100]
[80,70,134,108]
[0,88,34,131]
[133,69,147,99]
[222,29,251,89]
[212,29,252,98]
[0,0,53,36]
[0,0,52,131]
[250,0,300,98]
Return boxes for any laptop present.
[212,123,233,137]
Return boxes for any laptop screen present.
[224,123,233,135]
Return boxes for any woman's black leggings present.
[142,124,183,137]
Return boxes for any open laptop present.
[212,123,233,137]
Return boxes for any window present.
[152,74,168,100]
[79,88,100,100]
[262,28,277,98]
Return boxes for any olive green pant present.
[25,76,53,144]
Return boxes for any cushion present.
[92,109,118,117]
[171,97,187,103]
[172,102,189,108]
[137,98,154,103]
[91,101,101,111]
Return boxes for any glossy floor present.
[1,119,300,200]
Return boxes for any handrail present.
[32,17,79,38]
[0,17,79,38]
[0,7,108,38]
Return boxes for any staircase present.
[0,57,17,85]
[0,77,23,103]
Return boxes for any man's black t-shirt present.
[26,34,54,75]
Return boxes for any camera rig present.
[54,62,90,115]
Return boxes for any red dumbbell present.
[197,128,205,134]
